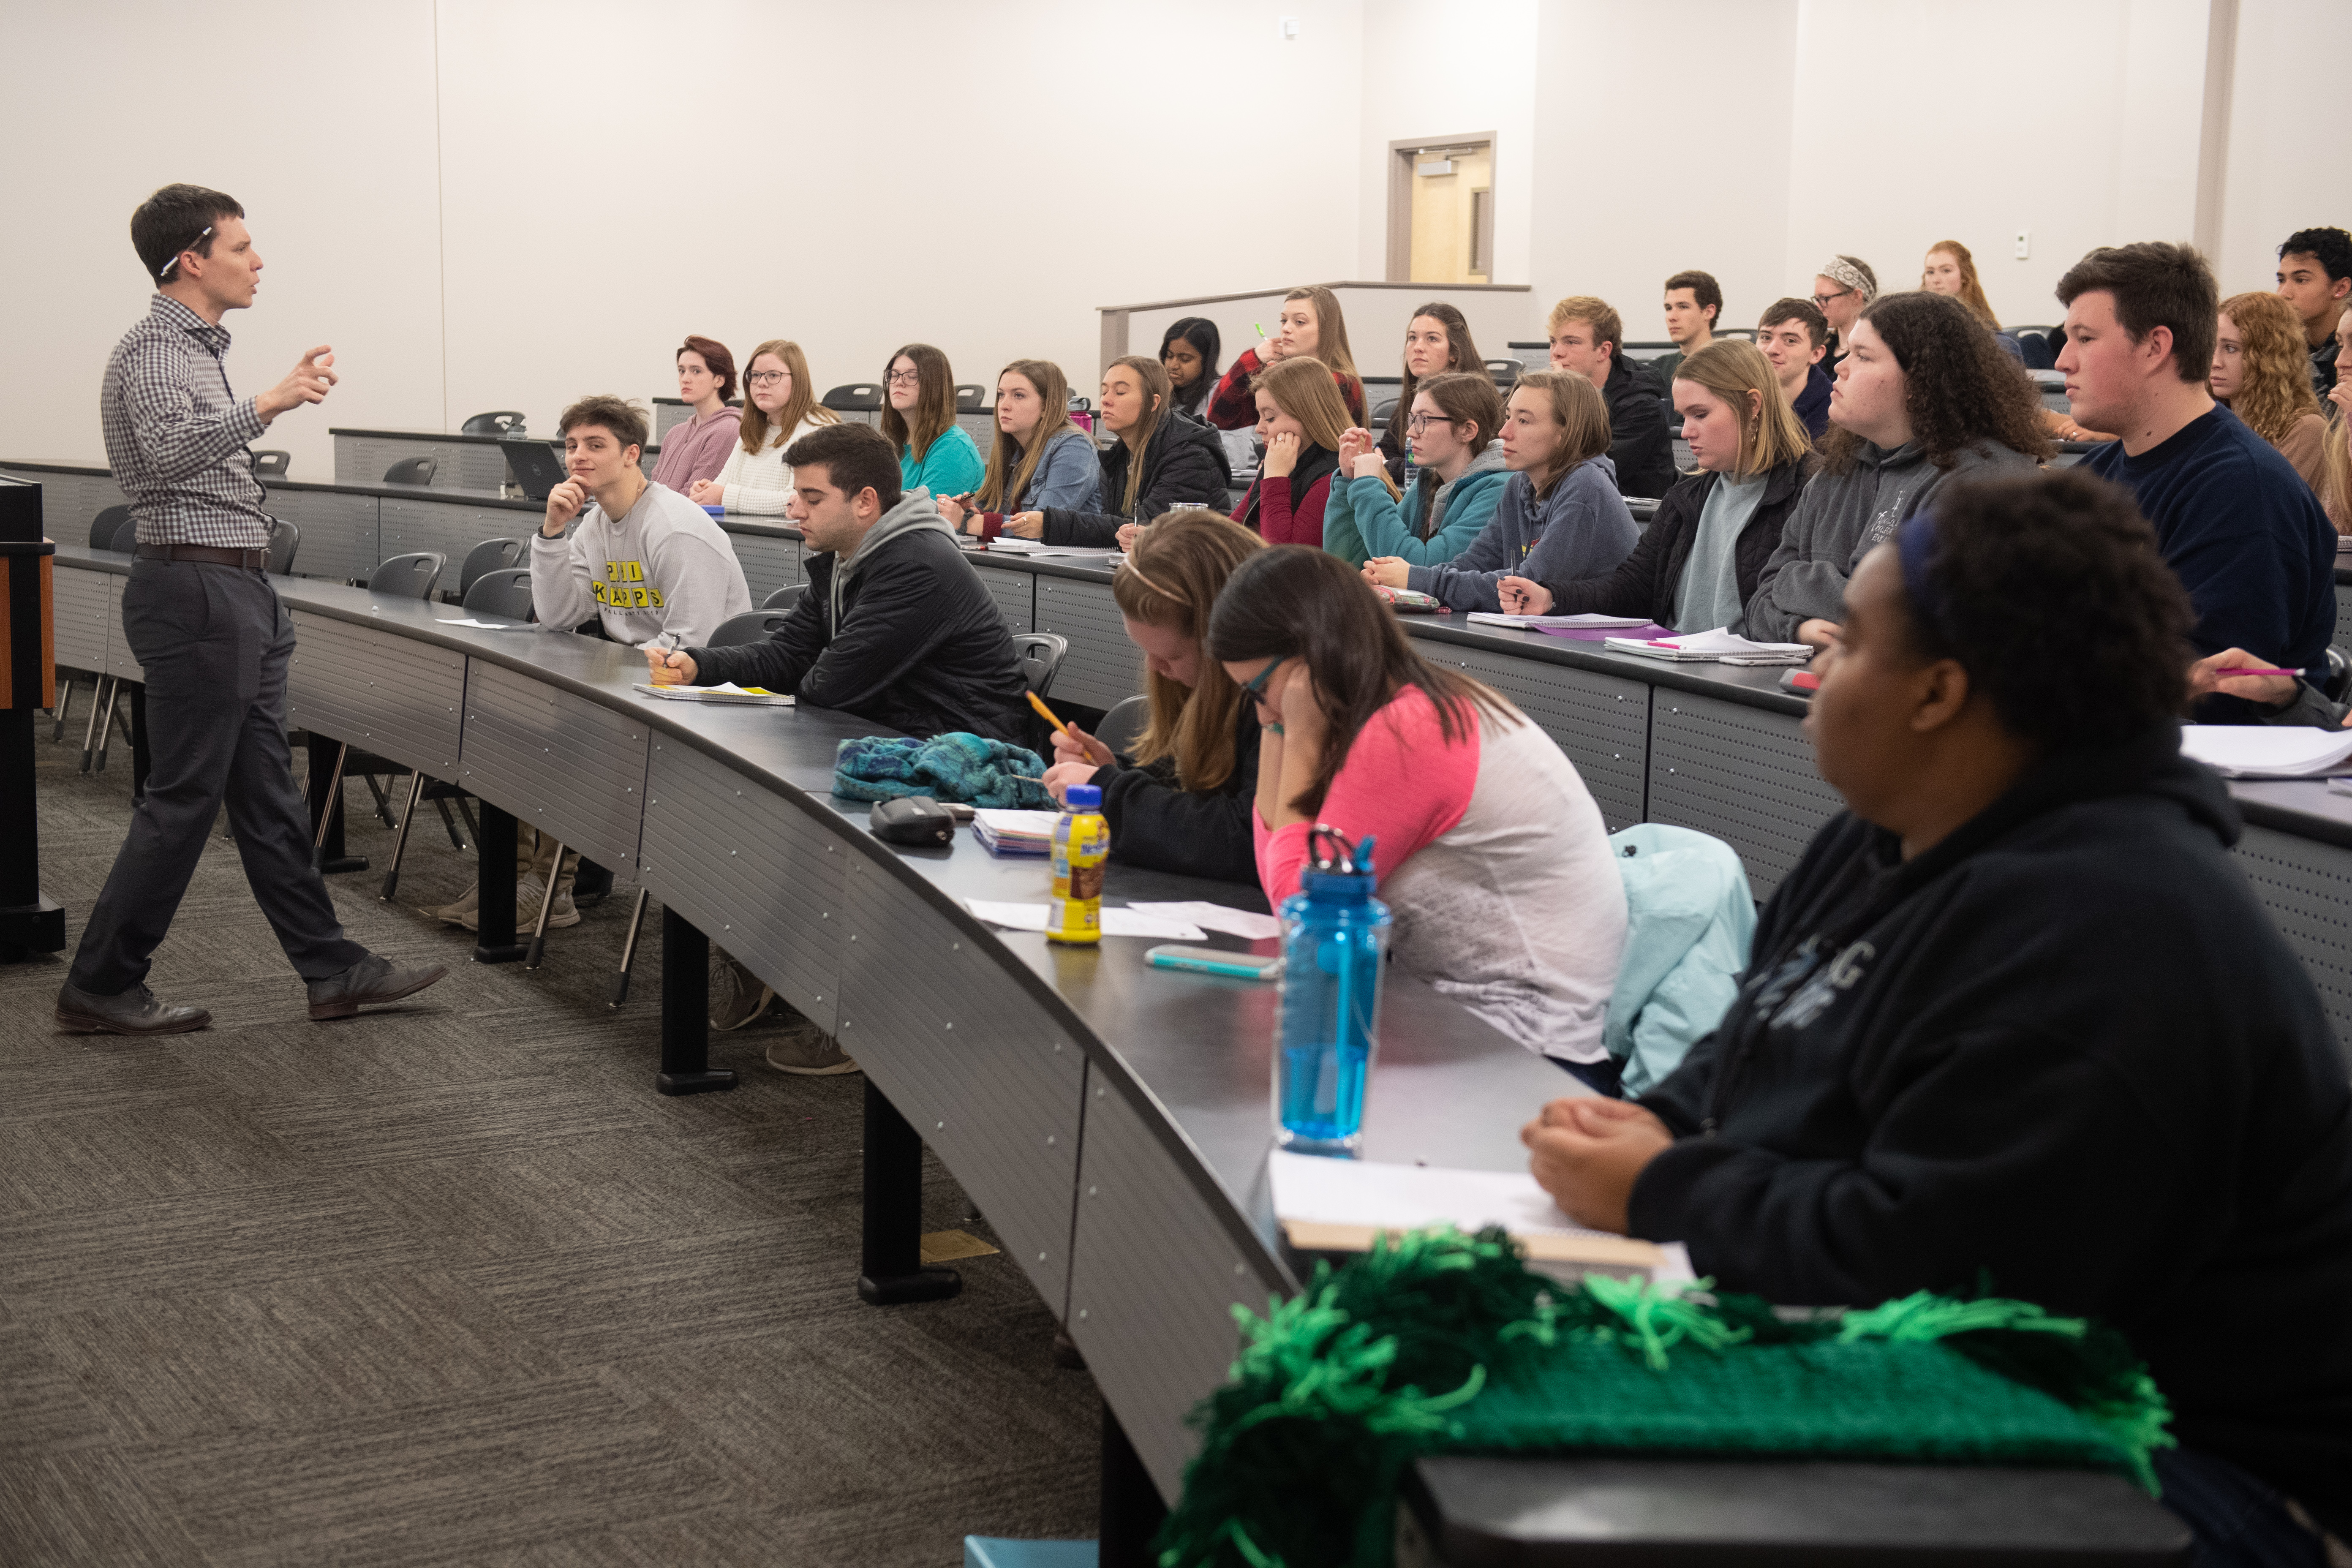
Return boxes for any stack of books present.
[973,809,1060,856]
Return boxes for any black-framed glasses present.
[744,370,789,387]
[885,369,922,386]
[1407,413,1453,433]
[1811,289,1851,308]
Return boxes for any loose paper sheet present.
[1125,900,1283,940]
[965,901,1208,941]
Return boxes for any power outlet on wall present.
[2014,229,2031,259]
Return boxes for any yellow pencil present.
[1026,689,1075,738]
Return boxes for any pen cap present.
[1063,784,1102,810]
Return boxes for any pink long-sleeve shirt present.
[1255,685,1629,1062]
[650,405,743,493]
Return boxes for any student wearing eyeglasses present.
[689,339,838,516]
[1810,256,1877,375]
[1322,372,1508,570]
[881,342,984,498]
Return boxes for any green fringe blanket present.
[1155,1227,2171,1568]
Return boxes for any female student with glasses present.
[689,339,838,516]
[880,342,984,498]
[1323,372,1508,569]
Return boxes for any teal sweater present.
[900,426,985,498]
[1323,462,1510,568]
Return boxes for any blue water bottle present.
[1274,828,1392,1156]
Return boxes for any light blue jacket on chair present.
[1602,823,1757,1095]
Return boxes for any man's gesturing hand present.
[257,346,337,422]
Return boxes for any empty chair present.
[1094,694,1149,758]
[761,583,806,612]
[821,383,884,412]
[707,610,794,647]
[89,504,132,551]
[458,536,527,598]
[368,551,446,601]
[462,567,535,621]
[1483,358,1524,389]
[1012,631,1069,698]
[954,384,986,412]
[251,449,291,480]
[459,411,526,436]
[264,516,300,575]
[383,455,438,486]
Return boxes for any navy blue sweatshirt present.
[1631,726,2352,1532]
[2082,406,2337,718]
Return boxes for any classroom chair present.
[761,583,806,612]
[457,536,526,599]
[368,552,446,600]
[708,610,794,647]
[382,455,438,486]
[459,410,526,436]
[252,449,291,479]
[264,516,300,576]
[1094,694,1149,757]
[1013,632,1069,700]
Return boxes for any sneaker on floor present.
[709,950,773,1031]
[427,883,479,926]
[764,1018,859,1076]
[441,879,579,934]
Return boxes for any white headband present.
[1818,258,1874,299]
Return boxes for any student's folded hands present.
[1521,1094,1673,1235]
[1361,556,1410,589]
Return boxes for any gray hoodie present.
[1407,456,1639,613]
[1742,439,2037,640]
[830,486,958,630]
[528,478,751,649]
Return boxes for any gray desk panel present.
[2234,824,2352,1070]
[955,411,997,450]
[726,532,800,603]
[1034,576,1143,709]
[1424,645,1650,831]
[1647,691,1843,898]
[981,567,1034,635]
[836,855,1086,1313]
[2336,582,2352,660]
[264,487,380,580]
[457,661,650,871]
[1066,1077,1274,1503]
[286,611,465,774]
[101,577,144,682]
[51,559,111,672]
[335,433,504,491]
[380,497,528,585]
[638,738,844,1031]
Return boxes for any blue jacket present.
[1012,427,1102,512]
[1601,824,1756,1096]
[1322,450,1510,569]
[1405,458,1639,612]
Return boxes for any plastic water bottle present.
[1274,830,1391,1154]
[1046,784,1108,945]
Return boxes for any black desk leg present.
[303,732,367,874]
[471,803,528,964]
[857,1078,961,1305]
[1099,1402,1167,1568]
[656,906,736,1096]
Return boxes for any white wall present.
[2214,0,2352,297]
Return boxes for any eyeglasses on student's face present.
[745,370,789,387]
[1240,658,1284,700]
[1812,289,1852,308]
[885,368,922,386]
[1407,413,1454,433]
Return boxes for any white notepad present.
[1468,612,1651,630]
[1603,627,1813,664]
[964,901,1207,940]
[2180,724,2352,778]
[630,682,793,706]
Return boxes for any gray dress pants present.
[68,557,368,994]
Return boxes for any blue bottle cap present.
[1064,784,1102,809]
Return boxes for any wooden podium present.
[0,475,66,960]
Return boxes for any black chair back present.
[383,456,438,486]
[1012,631,1070,698]
[111,514,143,553]
[1483,359,1524,389]
[459,537,527,597]
[460,411,526,436]
[708,610,794,647]
[1096,694,1150,757]
[821,384,884,413]
[761,583,806,612]
[252,450,291,479]
[462,568,536,621]
[90,504,132,551]
[369,551,446,600]
[954,384,986,412]
[265,516,300,575]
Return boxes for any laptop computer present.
[501,439,571,502]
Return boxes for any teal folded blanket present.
[833,733,1054,809]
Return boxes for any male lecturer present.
[57,184,445,1034]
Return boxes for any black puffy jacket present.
[1041,413,1234,546]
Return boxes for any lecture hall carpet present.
[0,724,1103,1566]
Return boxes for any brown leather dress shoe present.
[306,955,449,1021]
[56,980,211,1036]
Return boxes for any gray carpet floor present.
[0,715,1102,1566]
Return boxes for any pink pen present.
[1646,639,1682,648]
[2215,667,2299,677]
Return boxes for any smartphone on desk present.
[1145,945,1279,981]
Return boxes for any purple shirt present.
[650,405,742,493]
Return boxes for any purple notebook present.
[1538,622,1671,642]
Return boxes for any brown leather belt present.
[136,542,267,569]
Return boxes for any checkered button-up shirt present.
[100,293,271,549]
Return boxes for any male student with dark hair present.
[59,182,447,1035]
[2278,226,2352,396]
[1525,470,2352,1560]
[1646,269,1722,387]
[647,420,1027,743]
[2060,241,2336,713]
[1545,294,1677,499]
[1757,296,1832,438]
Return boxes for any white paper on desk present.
[964,900,1207,940]
[972,809,1063,837]
[1126,900,1283,940]
[1467,612,1650,630]
[1269,1151,1694,1282]
[436,617,533,629]
[2181,724,2352,778]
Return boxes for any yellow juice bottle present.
[1047,784,1109,945]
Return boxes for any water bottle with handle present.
[1274,828,1391,1155]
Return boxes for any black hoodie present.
[1039,412,1234,547]
[1631,726,2352,1530]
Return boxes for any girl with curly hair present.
[1743,291,2052,647]
[2212,291,2331,507]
